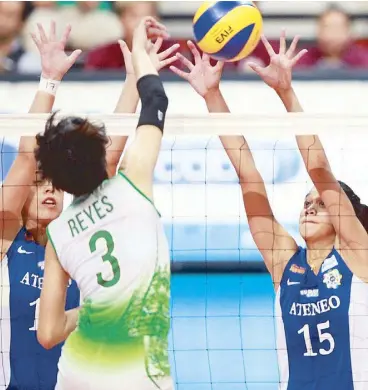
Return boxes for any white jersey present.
[47,172,173,390]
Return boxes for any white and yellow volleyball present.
[193,1,263,62]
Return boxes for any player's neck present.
[305,237,335,272]
[24,221,48,247]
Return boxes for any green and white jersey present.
[47,172,172,390]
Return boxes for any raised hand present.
[119,37,179,76]
[170,40,224,98]
[132,16,169,53]
[247,30,307,92]
[31,21,81,81]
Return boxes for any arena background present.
[1,1,368,388]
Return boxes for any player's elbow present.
[37,328,58,350]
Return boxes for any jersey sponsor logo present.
[321,255,338,273]
[17,246,33,255]
[37,261,45,270]
[287,279,300,286]
[290,264,306,274]
[300,288,319,298]
[289,295,340,316]
[323,269,342,289]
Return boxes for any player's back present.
[275,247,368,390]
[47,172,172,390]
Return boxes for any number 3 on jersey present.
[89,230,121,287]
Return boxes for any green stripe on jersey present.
[118,171,161,217]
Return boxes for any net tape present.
[1,113,368,136]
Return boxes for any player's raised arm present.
[252,31,368,281]
[0,22,80,252]
[107,37,179,177]
[119,17,170,199]
[171,41,298,286]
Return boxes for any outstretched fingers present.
[247,62,265,77]
[291,49,308,67]
[37,23,48,43]
[60,24,72,48]
[261,35,275,57]
[187,40,201,65]
[286,35,300,59]
[279,29,286,55]
[158,43,180,61]
[175,52,194,71]
[30,32,41,50]
[67,49,82,65]
[49,20,56,42]
[169,65,190,81]
[153,37,163,53]
[214,60,225,72]
[118,40,131,61]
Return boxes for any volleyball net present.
[1,113,368,274]
[1,113,368,388]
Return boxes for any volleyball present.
[192,1,263,62]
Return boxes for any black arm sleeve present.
[136,74,169,132]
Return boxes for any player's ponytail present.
[338,181,368,233]
[35,112,109,196]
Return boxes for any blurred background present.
[1,2,368,387]
[1,1,368,74]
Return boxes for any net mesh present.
[1,114,368,389]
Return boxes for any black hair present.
[35,113,109,197]
[338,181,368,232]
[22,1,34,22]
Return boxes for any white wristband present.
[39,76,60,96]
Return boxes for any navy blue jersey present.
[2,227,80,390]
[276,247,368,390]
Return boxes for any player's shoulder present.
[280,246,306,285]
[6,226,41,260]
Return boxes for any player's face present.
[299,187,335,242]
[0,1,24,41]
[318,11,350,56]
[120,2,158,41]
[23,179,64,226]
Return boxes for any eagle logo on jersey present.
[323,269,342,289]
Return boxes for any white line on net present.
[0,113,368,136]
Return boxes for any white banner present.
[1,80,368,114]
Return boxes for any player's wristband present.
[137,74,168,132]
[38,76,60,96]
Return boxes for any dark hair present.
[35,113,109,197]
[338,181,368,232]
[22,1,34,22]
[319,4,351,25]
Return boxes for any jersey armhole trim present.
[118,171,161,217]
[46,226,59,258]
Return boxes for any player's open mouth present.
[42,197,56,207]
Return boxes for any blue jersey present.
[2,227,80,390]
[276,247,368,390]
